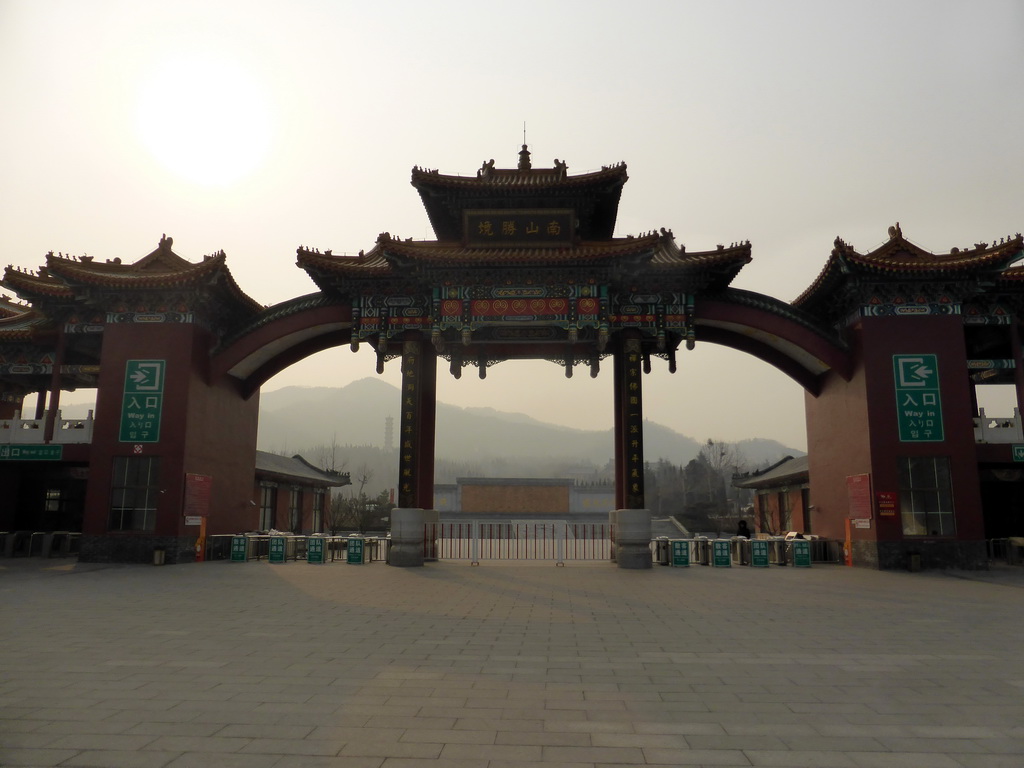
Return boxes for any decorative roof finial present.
[518,143,531,170]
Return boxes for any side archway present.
[211,294,353,398]
[691,290,852,395]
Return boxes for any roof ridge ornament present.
[518,143,531,170]
[887,222,902,240]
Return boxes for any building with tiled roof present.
[253,451,350,534]
[733,456,810,536]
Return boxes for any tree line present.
[279,437,773,534]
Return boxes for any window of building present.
[44,488,62,513]
[259,484,277,531]
[312,489,325,533]
[108,456,160,531]
[898,456,955,536]
[288,487,302,532]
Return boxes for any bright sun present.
[135,53,273,187]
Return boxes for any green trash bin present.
[347,535,365,564]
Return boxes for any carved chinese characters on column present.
[399,341,421,508]
[624,339,645,508]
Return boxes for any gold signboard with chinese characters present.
[464,209,574,247]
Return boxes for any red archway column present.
[613,333,645,509]
[416,347,437,510]
[397,335,437,510]
[43,327,65,443]
[1012,322,1024,418]
[613,345,625,510]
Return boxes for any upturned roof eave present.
[410,162,628,191]
[793,232,1024,312]
[0,268,76,300]
[42,251,264,316]
[297,236,754,289]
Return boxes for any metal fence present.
[426,521,612,563]
[987,537,1024,565]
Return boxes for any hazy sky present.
[2,0,1022,451]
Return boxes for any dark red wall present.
[805,315,984,552]
[183,335,259,535]
[805,335,873,542]
[83,323,258,539]
[859,316,983,540]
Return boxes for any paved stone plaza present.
[2,558,1023,768]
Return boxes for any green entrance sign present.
[1013,445,1024,462]
[119,359,165,443]
[750,539,769,568]
[670,539,690,567]
[791,539,812,568]
[893,354,944,442]
[0,444,63,460]
[712,539,732,567]
[230,536,248,562]
[307,537,325,564]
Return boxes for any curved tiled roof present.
[410,161,627,191]
[793,228,1024,312]
[0,297,22,320]
[733,455,808,490]
[47,250,225,286]
[995,264,1024,285]
[0,304,50,340]
[298,232,751,276]
[1,266,76,299]
[411,152,629,241]
[43,241,263,314]
[255,451,351,487]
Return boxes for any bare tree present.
[327,463,386,534]
[699,438,741,476]
[311,434,347,475]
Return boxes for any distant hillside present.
[735,438,807,468]
[257,378,802,467]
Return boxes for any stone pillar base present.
[614,508,652,569]
[389,508,425,567]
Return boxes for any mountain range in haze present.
[257,377,803,469]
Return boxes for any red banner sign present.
[184,473,212,518]
[877,491,898,517]
[846,473,872,520]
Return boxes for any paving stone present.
[2,559,1024,767]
